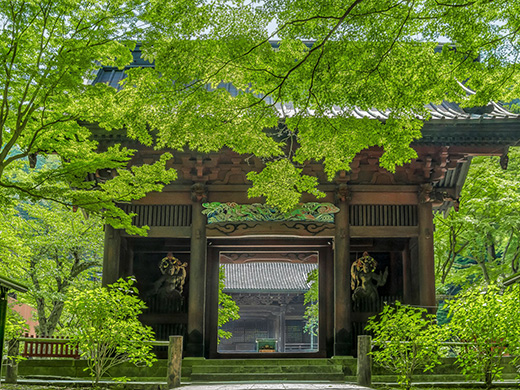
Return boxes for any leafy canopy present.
[107,0,520,210]
[4,0,520,213]
[434,147,520,289]
[447,284,520,388]
[0,0,176,233]
[0,200,104,337]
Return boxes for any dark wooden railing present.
[6,336,176,386]
[21,334,80,359]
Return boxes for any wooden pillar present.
[402,243,412,304]
[357,335,372,387]
[279,304,286,352]
[334,184,352,355]
[167,335,183,388]
[5,340,19,384]
[102,225,121,286]
[0,287,7,380]
[408,238,420,306]
[119,238,132,278]
[418,189,436,311]
[187,184,207,356]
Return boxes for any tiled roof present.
[272,100,517,121]
[94,62,519,122]
[222,262,317,293]
[93,45,519,123]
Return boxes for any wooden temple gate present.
[94,48,520,358]
[99,143,518,358]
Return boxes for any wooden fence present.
[5,336,181,387]
[21,334,80,359]
[356,335,512,387]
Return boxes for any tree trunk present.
[5,339,19,384]
[486,233,496,261]
[478,260,491,285]
[485,370,492,388]
[41,300,65,337]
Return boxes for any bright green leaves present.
[1,151,177,235]
[247,159,325,212]
[65,277,156,384]
[434,147,520,289]
[446,284,520,387]
[366,302,446,390]
[0,200,104,337]
[217,266,240,342]
[303,268,319,337]
[5,308,28,342]
[119,64,283,159]
[364,281,520,390]
[0,0,176,234]
[244,113,420,211]
[128,0,498,210]
[424,0,520,106]
[4,0,520,219]
[293,115,421,180]
[377,117,422,172]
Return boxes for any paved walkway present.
[15,379,375,390]
[178,384,373,390]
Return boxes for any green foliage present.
[303,268,318,336]
[104,0,520,210]
[217,266,240,342]
[434,148,520,289]
[366,302,446,390]
[5,308,28,342]
[3,0,520,213]
[4,307,28,364]
[0,201,104,337]
[447,284,520,388]
[0,0,176,233]
[65,277,156,385]
[247,159,325,212]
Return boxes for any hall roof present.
[222,262,317,293]
[93,45,519,128]
[90,45,520,214]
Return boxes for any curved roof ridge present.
[92,55,520,122]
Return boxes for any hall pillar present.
[102,225,121,286]
[279,304,286,352]
[187,183,208,356]
[418,185,436,311]
[334,184,352,355]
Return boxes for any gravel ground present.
[0,385,112,390]
[0,384,515,390]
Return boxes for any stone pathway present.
[14,379,375,390]
[178,384,373,390]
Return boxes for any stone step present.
[191,364,343,374]
[190,372,346,382]
[371,373,520,382]
[189,358,337,366]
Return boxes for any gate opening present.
[217,251,319,353]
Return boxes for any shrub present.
[366,302,445,390]
[447,284,520,388]
[65,277,156,385]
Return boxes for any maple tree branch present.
[247,0,365,109]
[365,0,415,78]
